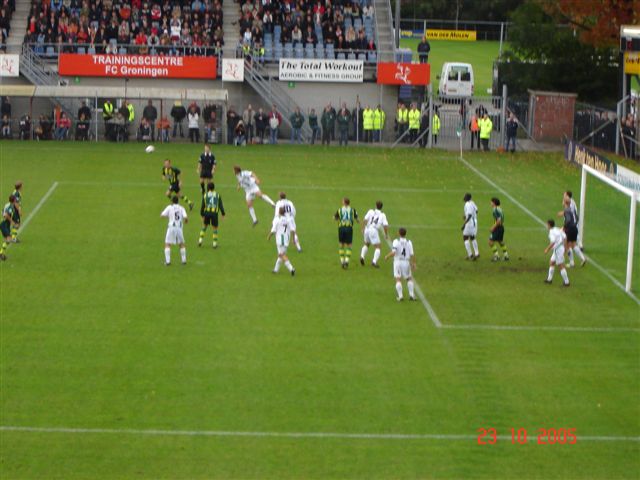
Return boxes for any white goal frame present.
[579,164,639,292]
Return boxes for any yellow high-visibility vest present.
[363,109,373,130]
[479,117,493,139]
[432,114,441,135]
[408,109,420,129]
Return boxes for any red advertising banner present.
[376,62,430,85]
[58,54,217,79]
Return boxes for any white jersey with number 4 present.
[392,237,414,279]
[363,209,388,244]
[161,204,188,244]
[463,200,478,236]
[271,215,295,254]
[548,226,566,265]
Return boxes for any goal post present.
[580,164,639,292]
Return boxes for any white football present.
[145,145,155,153]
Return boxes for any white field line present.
[458,156,640,307]
[383,237,442,328]
[391,224,541,231]
[442,324,640,333]
[59,180,493,194]
[16,181,59,235]
[1,426,638,443]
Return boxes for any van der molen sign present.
[279,59,364,82]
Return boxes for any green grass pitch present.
[0,142,639,479]
[399,39,502,94]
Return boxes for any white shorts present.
[165,226,185,245]
[463,222,477,237]
[393,260,412,279]
[551,247,565,265]
[245,185,261,201]
[277,242,289,255]
[364,227,381,245]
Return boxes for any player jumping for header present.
[234,165,276,226]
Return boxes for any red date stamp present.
[477,427,577,445]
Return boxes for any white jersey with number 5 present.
[392,237,414,279]
[161,204,188,244]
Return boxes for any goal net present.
[579,164,640,293]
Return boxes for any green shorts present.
[203,212,219,228]
[490,225,504,242]
[338,226,353,244]
[0,221,11,238]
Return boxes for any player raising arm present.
[384,227,417,301]
[161,196,188,266]
[267,206,296,276]
[274,191,302,252]
[544,219,569,286]
[234,165,276,226]
[162,159,194,210]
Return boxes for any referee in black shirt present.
[198,144,217,193]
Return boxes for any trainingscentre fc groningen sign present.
[278,59,363,82]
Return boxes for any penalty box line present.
[1,425,638,443]
[16,181,59,237]
[458,155,640,308]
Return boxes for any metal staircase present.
[19,44,80,117]
[243,59,312,142]
[373,0,396,61]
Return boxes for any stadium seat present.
[295,47,304,59]
[357,53,366,61]
[354,18,363,30]
[368,51,377,63]
[305,47,314,59]
[284,45,293,58]
[77,47,86,54]
[87,46,96,54]
[45,46,55,57]
[118,47,127,54]
[344,17,352,29]
[337,52,346,60]
[347,52,356,60]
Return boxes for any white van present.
[438,62,474,98]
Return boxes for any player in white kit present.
[160,196,188,265]
[544,219,570,286]
[461,193,480,260]
[360,201,389,268]
[384,228,417,301]
[267,206,296,275]
[233,165,276,226]
[274,191,302,252]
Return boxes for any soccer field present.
[1,142,639,479]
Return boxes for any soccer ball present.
[145,145,155,153]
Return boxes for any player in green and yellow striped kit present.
[334,197,359,269]
[162,159,194,210]
[489,197,509,261]
[199,182,225,248]
[10,181,23,242]
[0,195,19,261]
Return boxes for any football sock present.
[501,244,508,256]
[249,207,257,222]
[345,247,352,264]
[261,194,276,207]
[199,228,206,240]
[567,249,574,265]
[285,260,294,272]
[200,183,205,193]
[373,248,381,264]
[294,233,301,250]
[492,244,498,256]
[182,195,191,204]
[472,239,479,256]
[11,227,18,239]
[573,246,585,262]
[0,241,6,254]
[464,240,472,257]
[560,268,569,285]
[547,266,555,281]
[339,247,345,264]
[180,247,186,263]
[274,258,282,272]
[212,230,218,243]
[407,280,415,298]
[395,281,403,299]
[360,245,368,260]
[164,247,171,264]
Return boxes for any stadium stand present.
[24,0,224,57]
[236,0,377,62]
